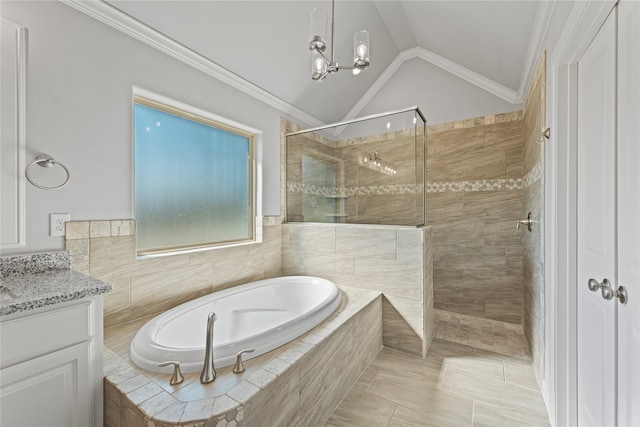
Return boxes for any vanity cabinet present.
[0,296,104,427]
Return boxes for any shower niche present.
[286,107,426,226]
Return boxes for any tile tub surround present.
[282,223,433,358]
[103,286,382,427]
[427,111,525,325]
[65,218,282,328]
[0,251,112,316]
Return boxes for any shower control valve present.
[516,212,533,232]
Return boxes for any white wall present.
[1,1,284,255]
[2,0,574,258]
[357,58,522,125]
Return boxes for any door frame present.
[545,1,617,426]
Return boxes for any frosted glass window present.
[134,97,254,256]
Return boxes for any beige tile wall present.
[281,223,433,357]
[522,53,546,384]
[65,218,282,328]
[427,113,525,325]
[284,112,526,326]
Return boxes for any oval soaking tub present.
[130,276,342,373]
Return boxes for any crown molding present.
[412,47,520,103]
[61,0,324,128]
[516,0,556,103]
[340,50,408,123]
[342,46,520,122]
[62,0,556,130]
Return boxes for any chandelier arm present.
[313,47,331,64]
[330,0,336,64]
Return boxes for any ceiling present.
[104,0,542,124]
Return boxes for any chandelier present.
[308,0,370,81]
[361,151,397,176]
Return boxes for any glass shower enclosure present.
[285,107,426,226]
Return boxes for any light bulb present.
[311,50,327,81]
[356,43,368,60]
[353,30,370,69]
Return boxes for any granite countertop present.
[0,251,112,317]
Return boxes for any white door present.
[576,8,617,427]
[617,1,640,425]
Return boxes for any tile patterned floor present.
[325,313,549,427]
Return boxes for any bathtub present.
[130,276,342,374]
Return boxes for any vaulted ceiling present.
[99,1,545,124]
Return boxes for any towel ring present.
[25,155,70,190]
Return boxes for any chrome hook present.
[536,127,551,144]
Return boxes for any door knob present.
[616,285,629,304]
[587,278,628,304]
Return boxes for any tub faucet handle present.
[233,348,256,374]
[158,361,184,385]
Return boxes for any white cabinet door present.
[0,342,92,427]
[617,1,640,425]
[576,8,617,427]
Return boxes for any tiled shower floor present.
[325,312,549,427]
[432,309,531,359]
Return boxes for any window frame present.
[132,88,262,258]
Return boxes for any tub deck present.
[103,285,382,427]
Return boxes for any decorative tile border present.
[288,159,541,198]
[287,178,527,197]
[66,219,136,240]
[286,182,423,197]
[427,178,522,192]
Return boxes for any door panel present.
[0,342,92,427]
[576,9,617,427]
[617,1,640,425]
